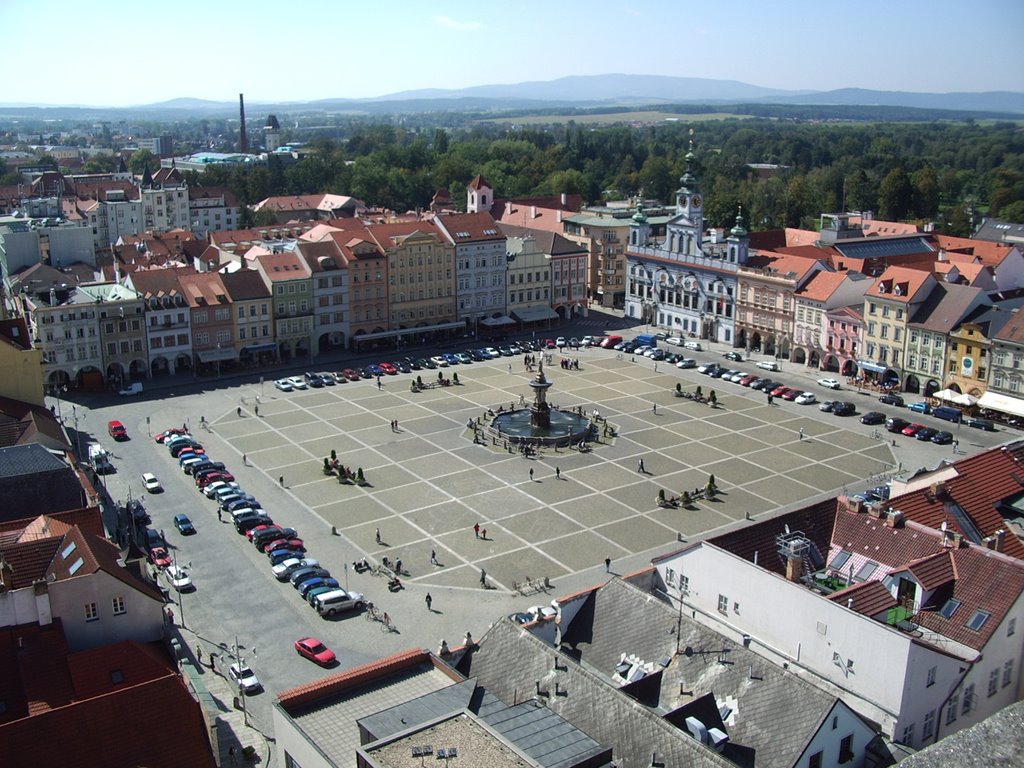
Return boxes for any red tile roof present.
[887,442,1024,560]
[467,175,490,190]
[794,270,855,302]
[828,580,898,617]
[905,551,956,591]
[865,265,934,303]
[435,211,504,242]
[933,234,1017,267]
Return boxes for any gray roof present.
[834,236,935,260]
[899,699,1024,768]
[558,578,852,768]
[459,616,732,768]
[908,282,986,332]
[479,698,610,768]
[358,678,477,742]
[0,444,83,521]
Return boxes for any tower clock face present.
[691,195,702,209]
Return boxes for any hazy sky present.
[3,0,1022,106]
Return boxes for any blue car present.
[442,353,459,365]
[367,363,383,377]
[907,401,931,414]
[173,514,196,535]
[298,576,339,598]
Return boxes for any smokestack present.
[239,93,248,153]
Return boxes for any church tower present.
[466,175,493,213]
[675,134,703,235]
[727,205,749,265]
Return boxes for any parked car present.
[297,577,338,599]
[154,427,189,444]
[315,371,336,385]
[342,368,362,382]
[273,557,318,581]
[907,401,931,414]
[682,340,703,351]
[819,400,836,413]
[770,385,792,398]
[252,526,297,548]
[755,360,781,372]
[966,416,995,431]
[885,417,910,433]
[269,548,306,566]
[816,378,841,390]
[286,376,308,390]
[430,355,449,367]
[294,637,337,666]
[452,353,472,365]
[378,361,398,375]
[781,388,802,401]
[165,565,193,592]
[723,351,743,362]
[931,430,954,445]
[290,566,330,588]
[229,663,261,693]
[878,393,905,407]
[860,411,886,425]
[794,392,817,405]
[274,378,294,392]
[235,513,274,534]
[676,357,697,369]
[148,546,172,569]
[107,420,128,441]
[915,427,938,441]
[173,514,196,535]
[262,537,305,555]
[901,423,926,437]
[118,382,144,396]
[313,588,366,617]
[141,472,162,493]
[832,402,856,416]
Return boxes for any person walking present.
[217,508,223,522]
[480,569,487,588]
[605,557,611,573]
[638,458,645,473]
[529,467,534,481]
[279,475,284,487]
[652,403,657,415]
[798,427,804,440]
[242,453,247,465]
[196,645,203,665]
[481,528,487,540]
[508,363,512,374]
[767,393,774,406]
[430,549,438,565]
[473,522,480,538]
[236,406,242,417]
[654,362,658,373]
[375,527,382,545]
[555,466,561,480]
[377,378,382,390]
[254,404,259,417]
[425,592,432,611]
[395,558,403,575]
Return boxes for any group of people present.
[560,358,581,370]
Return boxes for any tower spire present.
[239,93,248,153]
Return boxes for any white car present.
[287,376,308,390]
[556,337,567,348]
[817,377,842,390]
[274,378,293,392]
[203,480,238,498]
[430,355,449,367]
[272,557,319,581]
[795,392,818,405]
[484,347,500,359]
[666,336,684,346]
[676,358,697,369]
[229,662,261,693]
[581,336,594,347]
[141,472,162,493]
[165,564,193,591]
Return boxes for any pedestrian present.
[279,475,284,487]
[395,558,403,575]
[375,527,382,545]
[473,522,480,538]
[196,645,203,665]
[654,362,658,373]
[480,569,487,587]
[242,453,247,465]
[377,378,382,390]
[767,393,773,406]
[638,458,645,473]
[217,508,223,522]
[798,427,804,440]
[508,363,512,373]
[605,557,611,573]
[556,466,561,480]
[430,548,438,565]
[481,528,487,540]
[254,404,259,417]
[236,406,241,417]
[395,419,399,431]
[529,467,534,481]
[652,403,657,414]
[953,438,959,454]
[425,592,432,611]
[228,746,237,764]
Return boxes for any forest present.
[9,114,1024,236]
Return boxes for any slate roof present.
[0,395,68,450]
[458,616,735,768]
[220,268,272,301]
[499,223,588,257]
[0,444,84,522]
[908,282,985,333]
[994,306,1024,344]
[557,578,848,768]
[886,441,1024,560]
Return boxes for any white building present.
[434,211,508,330]
[652,502,1024,750]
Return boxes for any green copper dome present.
[730,207,748,238]
[632,202,648,224]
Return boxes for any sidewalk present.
[176,632,274,766]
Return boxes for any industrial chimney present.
[239,93,248,153]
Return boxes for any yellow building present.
[0,318,45,406]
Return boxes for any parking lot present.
[78,335,1013,730]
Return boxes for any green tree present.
[128,149,156,175]
[878,168,914,220]
[911,167,940,218]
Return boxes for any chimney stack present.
[785,555,802,582]
[239,93,248,153]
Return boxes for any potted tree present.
[675,382,682,396]
[709,391,717,408]
[323,457,333,475]
[681,490,692,507]
[356,467,367,486]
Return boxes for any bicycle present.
[364,602,382,622]
[381,613,396,633]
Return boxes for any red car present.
[781,388,801,401]
[148,546,172,569]
[294,637,336,667]
[155,427,189,444]
[378,362,398,375]
[262,538,305,554]
[341,368,361,382]
[902,423,926,437]
[770,385,792,398]
[108,420,128,441]
[246,524,279,541]
[196,472,232,488]
[738,374,759,387]
[544,338,557,349]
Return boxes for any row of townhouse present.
[622,150,1024,419]
[9,211,586,390]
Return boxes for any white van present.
[756,360,781,372]
[314,589,365,617]
[683,340,703,351]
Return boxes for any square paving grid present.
[214,356,895,589]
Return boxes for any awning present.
[952,393,978,406]
[195,346,238,363]
[242,342,277,353]
[977,391,1024,419]
[480,315,515,327]
[931,389,959,402]
[512,306,559,323]
[857,360,886,374]
[353,321,465,342]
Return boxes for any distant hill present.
[2,74,1022,116]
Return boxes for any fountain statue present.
[489,358,592,447]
